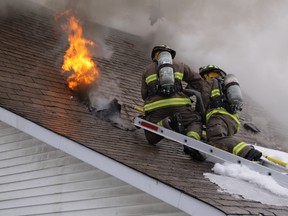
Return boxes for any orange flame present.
[60,12,99,90]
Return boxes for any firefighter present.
[196,65,262,161]
[141,45,205,160]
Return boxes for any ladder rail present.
[133,117,288,189]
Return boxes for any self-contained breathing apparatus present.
[149,45,182,96]
[209,74,243,114]
[156,51,176,95]
[199,65,243,114]
[224,74,243,112]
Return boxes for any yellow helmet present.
[199,65,227,79]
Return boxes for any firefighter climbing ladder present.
[133,117,288,189]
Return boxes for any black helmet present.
[199,65,227,78]
[151,45,176,60]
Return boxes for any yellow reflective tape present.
[232,142,247,155]
[206,107,241,131]
[211,88,220,97]
[146,71,183,84]
[145,74,157,84]
[202,130,207,139]
[157,120,164,127]
[174,72,183,80]
[144,98,192,112]
[186,131,201,140]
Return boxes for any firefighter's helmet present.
[151,45,176,60]
[199,65,227,79]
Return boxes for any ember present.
[57,11,99,90]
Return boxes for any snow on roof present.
[205,146,288,207]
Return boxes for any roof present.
[0,1,287,215]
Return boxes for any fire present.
[59,11,99,90]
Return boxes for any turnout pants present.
[144,105,202,145]
[206,114,252,158]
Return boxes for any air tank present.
[157,51,174,95]
[224,74,243,107]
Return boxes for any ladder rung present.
[133,117,288,189]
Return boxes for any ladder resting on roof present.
[133,117,288,189]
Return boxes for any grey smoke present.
[32,0,288,144]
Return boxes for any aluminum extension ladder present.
[133,117,288,189]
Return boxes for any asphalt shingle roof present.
[0,1,287,215]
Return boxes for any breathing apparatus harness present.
[147,64,183,97]
[199,64,243,114]
[149,46,182,97]
[209,77,243,114]
[207,78,232,114]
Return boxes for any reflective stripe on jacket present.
[211,88,220,97]
[145,71,184,85]
[206,107,241,131]
[144,97,192,112]
[141,61,204,113]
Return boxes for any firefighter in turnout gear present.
[197,65,262,161]
[141,45,205,160]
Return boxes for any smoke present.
[31,0,288,141]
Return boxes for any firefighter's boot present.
[245,149,262,161]
[183,146,206,162]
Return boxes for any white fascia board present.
[0,107,225,216]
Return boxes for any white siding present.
[0,121,188,216]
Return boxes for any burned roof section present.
[0,1,287,215]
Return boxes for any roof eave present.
[0,106,225,216]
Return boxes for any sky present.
[30,0,288,143]
[205,145,288,206]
